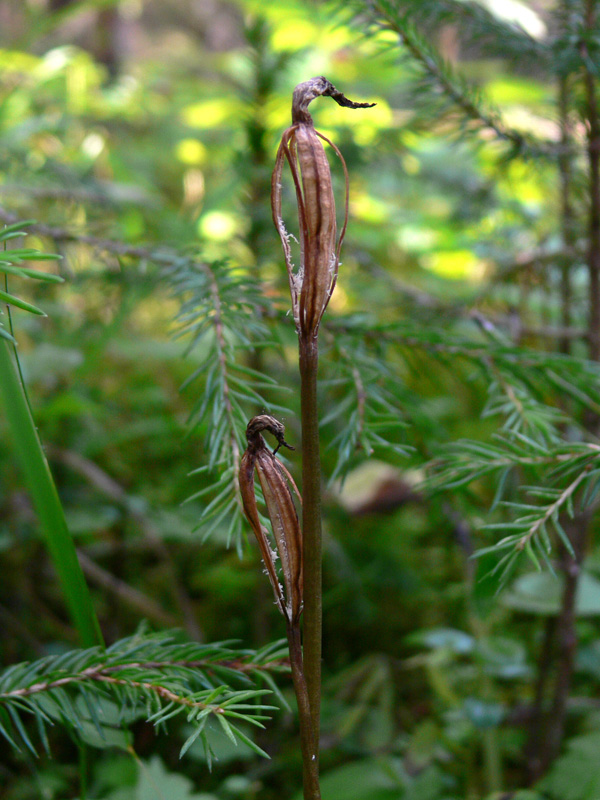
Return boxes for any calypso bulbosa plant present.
[241,78,374,800]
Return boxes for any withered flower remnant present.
[271,76,375,340]
[239,415,303,624]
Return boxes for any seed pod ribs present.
[239,415,302,624]
[271,77,375,341]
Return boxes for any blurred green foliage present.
[2,0,600,798]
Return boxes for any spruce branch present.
[327,319,600,416]
[340,0,557,157]
[206,263,243,518]
[0,197,289,554]
[321,330,411,481]
[0,632,288,758]
[526,5,600,779]
[430,436,600,578]
[512,471,588,555]
[351,0,549,66]
[168,258,288,549]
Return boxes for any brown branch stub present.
[291,76,376,126]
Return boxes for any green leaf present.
[0,340,103,647]
[0,289,46,315]
[462,697,504,729]
[502,571,600,616]
[539,732,600,800]
[293,757,404,800]
[0,220,36,238]
[405,628,474,654]
[0,262,63,282]
[135,755,217,800]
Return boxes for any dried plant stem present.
[525,616,556,782]
[584,0,600,361]
[535,516,590,779]
[271,79,374,796]
[286,624,321,799]
[558,72,574,356]
[299,336,322,758]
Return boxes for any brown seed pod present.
[239,415,302,625]
[272,77,375,340]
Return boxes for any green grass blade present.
[0,339,103,647]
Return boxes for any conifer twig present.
[207,266,244,518]
[356,0,557,156]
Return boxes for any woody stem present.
[299,335,322,758]
[286,624,321,799]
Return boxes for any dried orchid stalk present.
[239,415,319,798]
[269,77,375,798]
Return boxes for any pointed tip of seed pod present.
[291,76,376,125]
[246,414,294,454]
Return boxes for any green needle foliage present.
[0,220,63,341]
[321,321,413,481]
[168,256,291,551]
[338,0,553,156]
[0,630,286,762]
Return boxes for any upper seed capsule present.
[271,77,375,340]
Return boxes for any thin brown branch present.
[50,447,202,640]
[0,204,173,263]
[76,550,178,628]
[535,514,591,779]
[525,616,556,781]
[4,668,225,714]
[0,182,154,207]
[517,472,587,554]
[583,0,600,362]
